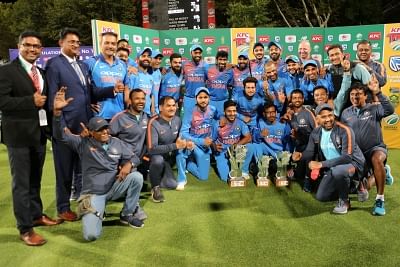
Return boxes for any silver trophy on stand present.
[275,151,292,187]
[228,145,247,187]
[256,155,273,187]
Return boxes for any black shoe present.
[151,186,165,203]
[120,213,144,228]
[303,177,311,193]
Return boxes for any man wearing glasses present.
[46,28,93,222]
[0,30,62,246]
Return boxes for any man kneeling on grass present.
[292,104,365,214]
[53,88,144,241]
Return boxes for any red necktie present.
[30,65,40,92]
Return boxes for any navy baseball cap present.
[88,117,109,131]
[190,44,203,53]
[315,103,333,115]
[267,41,282,50]
[303,59,318,69]
[195,87,210,97]
[136,47,152,58]
[285,55,300,64]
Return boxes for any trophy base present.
[275,178,289,187]
[229,178,246,187]
[256,177,270,187]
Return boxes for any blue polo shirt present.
[160,69,183,101]
[128,69,154,115]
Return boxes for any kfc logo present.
[368,32,382,40]
[218,46,229,52]
[234,33,250,47]
[162,48,174,56]
[311,35,323,42]
[203,37,215,44]
[258,35,270,43]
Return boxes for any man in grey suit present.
[46,28,93,221]
[0,30,62,246]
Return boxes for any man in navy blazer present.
[46,28,93,221]
[0,30,62,246]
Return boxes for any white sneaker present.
[176,181,187,191]
[242,172,250,180]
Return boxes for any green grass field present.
[0,144,399,267]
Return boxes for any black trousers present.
[7,144,46,234]
[149,154,175,188]
[52,137,82,213]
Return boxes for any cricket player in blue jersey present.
[206,50,233,118]
[249,42,267,81]
[149,49,163,114]
[117,38,137,68]
[263,61,293,114]
[251,103,291,178]
[159,53,183,116]
[282,55,303,89]
[212,100,253,182]
[233,76,265,130]
[176,87,217,190]
[232,52,250,99]
[85,32,129,120]
[267,41,286,76]
[126,48,154,116]
[300,60,333,105]
[182,44,209,115]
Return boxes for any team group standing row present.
[0,27,394,245]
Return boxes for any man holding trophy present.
[212,100,253,183]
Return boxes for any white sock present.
[376,194,384,201]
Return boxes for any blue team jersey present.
[85,54,128,119]
[253,119,291,155]
[232,67,250,99]
[300,78,333,103]
[160,69,183,101]
[180,105,216,149]
[214,118,249,152]
[151,68,162,113]
[234,95,265,128]
[182,60,209,98]
[128,70,154,115]
[206,66,233,101]
[281,72,304,90]
[249,58,267,81]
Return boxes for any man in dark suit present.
[46,28,93,221]
[0,30,62,246]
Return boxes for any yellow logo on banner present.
[93,20,121,55]
[230,28,256,64]
[383,23,400,148]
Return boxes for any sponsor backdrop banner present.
[89,20,399,148]
[160,28,231,66]
[256,27,325,64]
[324,24,384,64]
[382,23,400,148]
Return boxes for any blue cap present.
[190,44,203,53]
[285,55,300,64]
[152,49,163,58]
[267,41,282,50]
[315,103,333,115]
[195,87,209,97]
[137,47,152,58]
[303,59,318,68]
[238,51,249,59]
